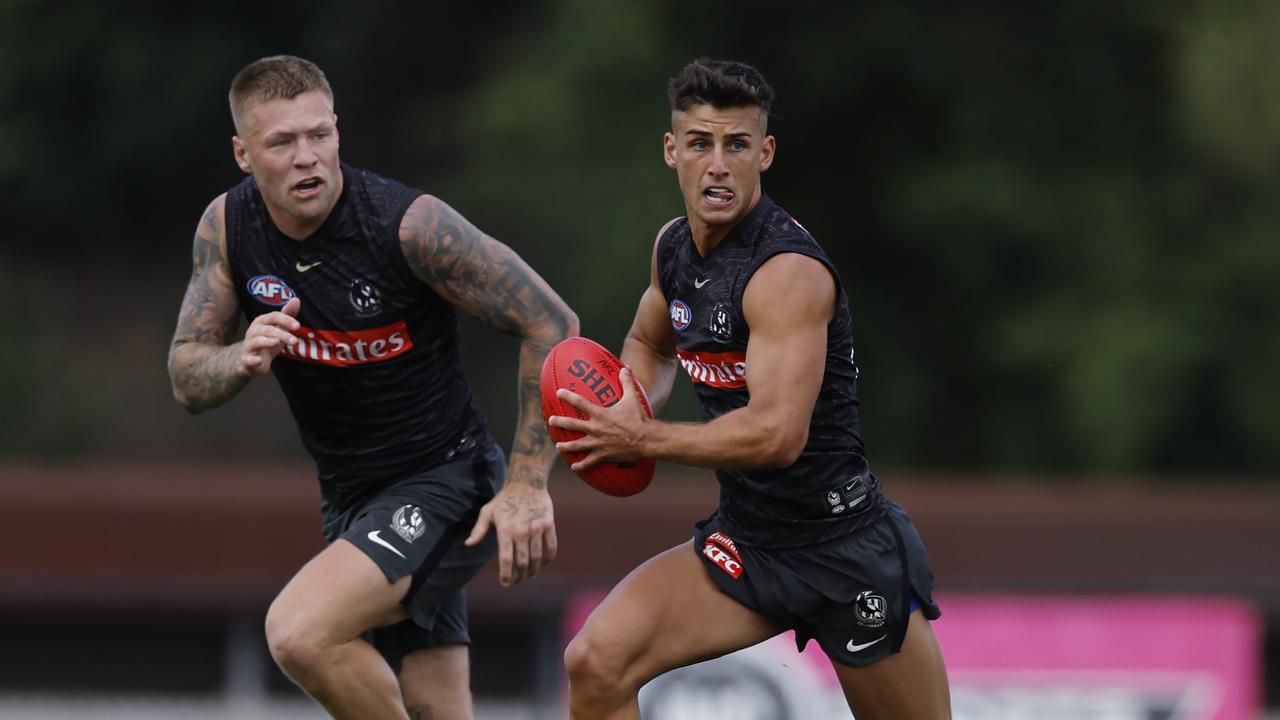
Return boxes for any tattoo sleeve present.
[399,195,579,487]
[167,197,250,413]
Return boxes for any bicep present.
[741,254,836,426]
[623,223,678,361]
[399,194,570,336]
[172,197,240,347]
[625,284,676,360]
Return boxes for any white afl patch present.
[669,299,691,331]
[247,274,296,307]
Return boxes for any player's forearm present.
[507,318,579,488]
[639,407,805,470]
[507,342,559,490]
[168,341,252,414]
[620,335,677,414]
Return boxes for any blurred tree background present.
[1,0,1277,476]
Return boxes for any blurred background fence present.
[2,0,1278,717]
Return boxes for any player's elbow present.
[169,382,204,415]
[560,308,581,341]
[535,304,579,344]
[167,361,206,415]
[754,426,807,468]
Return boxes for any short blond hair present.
[229,55,333,134]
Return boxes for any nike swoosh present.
[296,260,322,272]
[367,530,406,559]
[694,277,710,289]
[846,635,887,653]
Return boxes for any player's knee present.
[564,629,633,700]
[264,603,325,680]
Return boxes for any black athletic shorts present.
[694,500,941,668]
[323,441,505,670]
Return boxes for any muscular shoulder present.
[743,253,835,326]
[200,194,228,232]
[396,193,500,288]
[397,193,471,255]
[195,193,229,258]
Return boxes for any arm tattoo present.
[168,200,249,412]
[399,196,571,335]
[400,196,577,487]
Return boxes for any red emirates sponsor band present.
[676,348,748,388]
[282,321,413,367]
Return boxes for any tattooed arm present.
[398,194,578,586]
[168,195,301,413]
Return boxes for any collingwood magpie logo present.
[854,590,887,628]
[391,505,426,543]
[709,303,733,341]
[349,278,382,317]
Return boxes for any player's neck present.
[689,222,731,256]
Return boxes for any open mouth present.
[704,186,734,206]
[294,177,323,197]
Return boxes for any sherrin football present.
[540,336,655,497]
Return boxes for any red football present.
[540,336,656,497]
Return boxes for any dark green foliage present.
[3,0,1277,475]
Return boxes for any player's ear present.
[663,132,677,169]
[759,135,776,173]
[231,136,251,174]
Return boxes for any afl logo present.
[247,274,296,307]
[669,299,691,331]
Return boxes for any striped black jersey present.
[656,194,885,547]
[225,163,494,510]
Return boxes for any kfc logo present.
[702,532,744,580]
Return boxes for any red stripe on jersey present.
[281,321,414,367]
[676,348,747,388]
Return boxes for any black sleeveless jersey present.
[225,163,494,509]
[657,194,885,548]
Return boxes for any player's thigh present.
[570,540,780,685]
[268,538,411,644]
[399,644,471,720]
[831,610,951,720]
